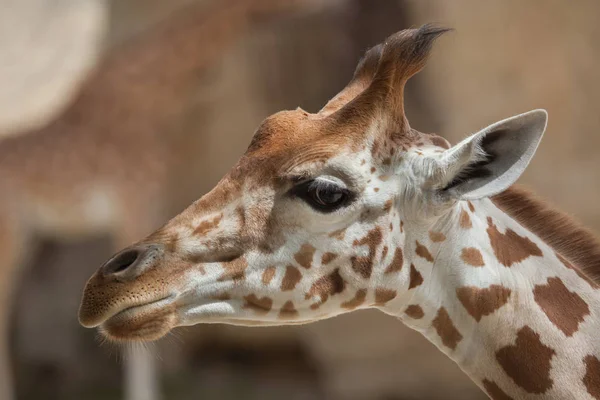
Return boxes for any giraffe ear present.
[434,109,548,200]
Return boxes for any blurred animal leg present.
[0,209,27,400]
[124,345,159,400]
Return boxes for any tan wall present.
[411,0,600,229]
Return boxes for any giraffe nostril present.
[100,244,163,280]
[103,249,140,275]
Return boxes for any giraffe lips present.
[98,295,178,341]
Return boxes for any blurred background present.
[2,0,599,399]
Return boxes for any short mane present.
[492,185,600,285]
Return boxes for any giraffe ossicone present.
[79,25,600,400]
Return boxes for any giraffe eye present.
[291,177,352,212]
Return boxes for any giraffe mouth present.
[97,296,178,341]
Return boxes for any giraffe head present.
[79,25,547,341]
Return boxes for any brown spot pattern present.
[341,289,367,310]
[404,304,424,319]
[351,227,383,279]
[584,355,600,399]
[279,301,299,319]
[468,201,475,213]
[459,209,472,229]
[193,213,223,236]
[415,241,434,262]
[306,268,346,307]
[496,326,555,394]
[321,252,338,265]
[384,247,403,274]
[533,277,590,336]
[374,288,397,305]
[218,257,248,283]
[432,307,462,350]
[281,266,302,292]
[262,266,276,285]
[295,244,316,269]
[456,285,511,322]
[243,294,273,315]
[409,264,423,289]
[429,231,446,242]
[461,247,485,267]
[487,217,542,267]
[328,228,346,240]
[482,379,514,400]
[381,246,389,262]
[383,199,393,212]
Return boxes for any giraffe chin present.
[99,299,178,342]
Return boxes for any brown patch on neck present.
[533,277,590,336]
[351,227,383,279]
[384,247,403,274]
[459,209,472,229]
[429,231,446,242]
[467,201,476,213]
[461,247,485,267]
[496,326,555,394]
[306,268,346,308]
[456,285,511,322]
[432,307,463,350]
[583,355,600,399]
[486,217,543,267]
[281,266,302,292]
[404,304,424,319]
[341,289,367,310]
[408,264,423,289]
[415,241,434,262]
[493,185,600,284]
[482,379,514,400]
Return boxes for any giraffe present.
[0,1,318,399]
[78,25,600,400]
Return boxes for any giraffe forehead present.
[245,109,395,173]
[241,109,452,181]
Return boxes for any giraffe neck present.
[383,197,600,399]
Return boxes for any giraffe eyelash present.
[289,177,355,213]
